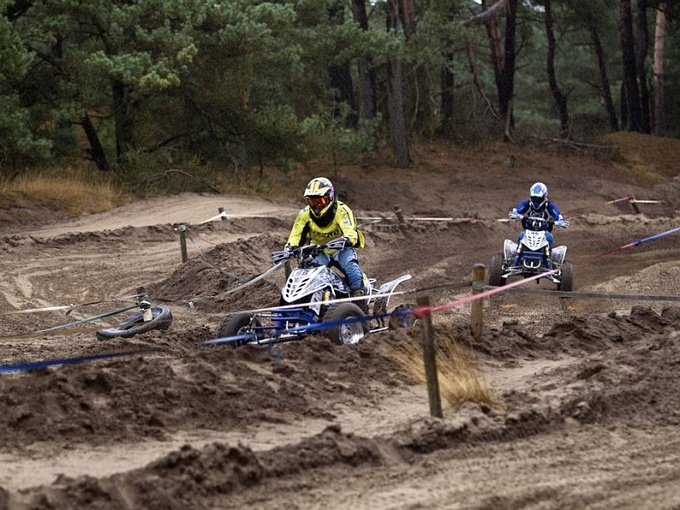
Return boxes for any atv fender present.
[551,245,567,266]
[372,274,412,315]
[376,274,412,295]
[504,239,518,260]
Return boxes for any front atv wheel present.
[558,260,574,291]
[488,253,506,287]
[217,313,262,346]
[322,303,369,345]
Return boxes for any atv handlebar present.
[271,238,348,264]
[509,214,568,229]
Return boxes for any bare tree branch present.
[458,0,509,28]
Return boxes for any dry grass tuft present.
[383,330,503,411]
[2,170,128,216]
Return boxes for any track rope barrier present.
[594,225,680,258]
[0,270,551,373]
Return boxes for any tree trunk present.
[620,0,642,131]
[544,0,569,138]
[398,0,433,137]
[439,55,455,137]
[620,82,629,129]
[328,1,357,127]
[399,0,416,39]
[590,25,620,132]
[329,64,358,127]
[653,2,667,136]
[112,79,135,162]
[438,5,460,137]
[80,113,110,171]
[386,0,410,168]
[498,0,518,140]
[635,0,651,133]
[481,0,504,98]
[350,0,377,128]
[465,36,501,121]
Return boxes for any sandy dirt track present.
[1,139,680,509]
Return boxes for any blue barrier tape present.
[200,308,412,346]
[0,348,160,374]
[595,225,680,258]
[0,308,414,374]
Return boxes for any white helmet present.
[529,182,548,210]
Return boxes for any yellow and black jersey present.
[287,200,365,254]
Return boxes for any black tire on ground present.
[96,305,173,341]
[322,303,369,345]
[388,303,417,329]
[216,312,262,346]
[488,253,506,287]
[558,260,574,291]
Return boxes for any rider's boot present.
[545,256,552,270]
[544,254,559,283]
[351,288,369,314]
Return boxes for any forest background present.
[0,0,678,211]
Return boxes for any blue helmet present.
[529,182,548,210]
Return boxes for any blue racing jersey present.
[512,200,565,231]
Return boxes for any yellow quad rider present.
[285,177,368,309]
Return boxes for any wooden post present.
[416,294,443,418]
[394,204,405,224]
[218,207,227,220]
[629,197,641,214]
[178,224,188,263]
[471,263,485,340]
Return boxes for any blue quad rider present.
[509,182,569,269]
[285,177,368,310]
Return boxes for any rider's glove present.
[284,244,296,252]
[555,220,569,228]
[509,211,523,221]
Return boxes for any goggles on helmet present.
[306,195,330,209]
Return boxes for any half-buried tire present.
[96,305,173,340]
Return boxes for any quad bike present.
[216,239,414,347]
[488,215,574,291]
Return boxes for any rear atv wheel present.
[322,303,369,345]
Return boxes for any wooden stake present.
[416,294,443,418]
[394,204,405,224]
[471,263,486,340]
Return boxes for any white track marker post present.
[416,294,443,418]
[471,263,486,341]
[219,207,227,221]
